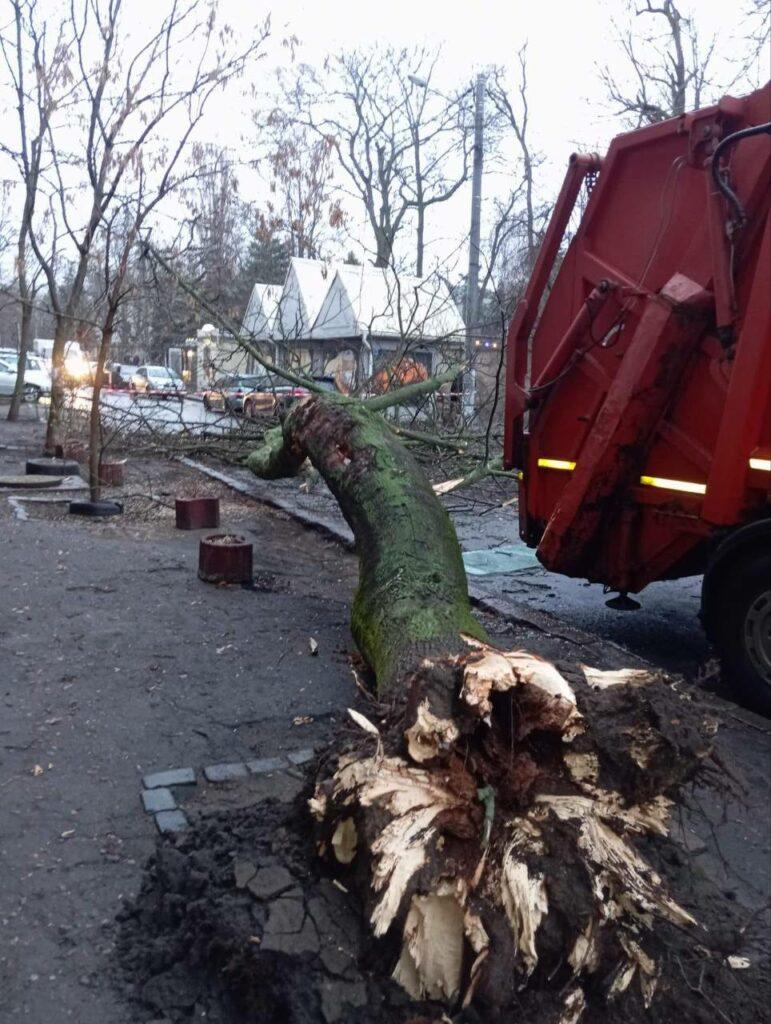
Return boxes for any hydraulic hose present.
[711,121,771,228]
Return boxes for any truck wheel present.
[710,550,771,717]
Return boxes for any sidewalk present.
[0,423,362,1023]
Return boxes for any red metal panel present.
[702,211,771,524]
[507,81,771,590]
[503,154,601,469]
[536,277,710,581]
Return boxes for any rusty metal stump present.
[198,534,253,584]
[176,497,220,530]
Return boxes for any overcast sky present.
[1,0,765,280]
[206,0,763,271]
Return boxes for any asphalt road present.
[68,389,242,435]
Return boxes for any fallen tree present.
[244,388,744,1023]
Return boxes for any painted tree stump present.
[198,534,252,584]
[175,497,220,530]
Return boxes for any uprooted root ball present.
[310,641,758,1023]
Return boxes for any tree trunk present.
[7,291,34,422]
[88,325,113,503]
[246,393,728,1023]
[44,321,70,454]
[246,394,486,690]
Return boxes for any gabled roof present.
[310,264,465,342]
[240,258,465,346]
[241,283,281,341]
[273,258,335,341]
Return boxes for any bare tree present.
[0,0,72,421]
[731,0,771,88]
[257,118,344,260]
[182,147,249,320]
[398,53,472,277]
[600,1,717,126]
[8,0,265,453]
[283,45,471,272]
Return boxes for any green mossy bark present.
[245,395,488,693]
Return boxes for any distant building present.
[241,257,465,389]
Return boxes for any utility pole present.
[464,73,485,413]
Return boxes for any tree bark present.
[88,322,114,503]
[246,394,487,690]
[7,286,34,422]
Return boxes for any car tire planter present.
[69,499,123,518]
[198,534,253,584]
[98,461,125,487]
[26,457,80,477]
[175,497,220,530]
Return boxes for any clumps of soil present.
[114,785,768,1024]
[115,798,473,1024]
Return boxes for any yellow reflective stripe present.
[639,475,706,495]
[536,456,770,489]
[536,458,708,495]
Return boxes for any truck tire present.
[710,549,771,717]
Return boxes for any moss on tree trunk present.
[246,394,487,691]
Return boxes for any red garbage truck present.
[503,82,771,713]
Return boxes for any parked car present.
[0,357,46,401]
[0,350,51,400]
[129,365,185,398]
[242,375,311,419]
[202,374,264,414]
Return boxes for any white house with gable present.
[310,263,464,380]
[240,257,465,388]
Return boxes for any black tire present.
[203,395,212,411]
[711,548,771,717]
[26,457,80,477]
[68,499,123,518]
[23,384,41,403]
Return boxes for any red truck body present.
[503,83,771,706]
